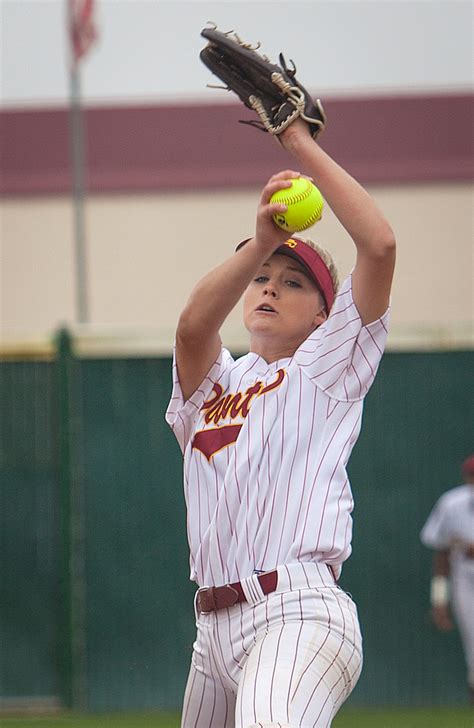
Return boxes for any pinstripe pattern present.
[181,564,362,728]
[166,274,389,587]
[167,273,388,725]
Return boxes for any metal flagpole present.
[69,59,88,324]
[64,0,97,710]
[67,0,96,325]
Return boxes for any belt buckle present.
[197,584,240,613]
[197,587,216,613]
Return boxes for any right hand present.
[431,605,454,632]
[254,170,301,251]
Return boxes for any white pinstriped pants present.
[452,569,474,688]
[181,563,363,728]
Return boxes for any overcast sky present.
[1,0,472,106]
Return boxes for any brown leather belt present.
[197,570,278,613]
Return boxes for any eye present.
[286,279,302,288]
[254,275,269,283]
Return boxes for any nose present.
[263,283,278,298]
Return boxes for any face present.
[243,253,328,356]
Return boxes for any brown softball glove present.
[200,24,326,139]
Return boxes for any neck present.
[248,321,323,364]
[249,336,300,364]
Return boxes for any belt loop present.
[240,573,265,605]
[194,588,201,618]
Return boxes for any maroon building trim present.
[1,93,472,196]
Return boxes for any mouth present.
[255,304,277,314]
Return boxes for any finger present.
[267,202,288,215]
[268,169,301,182]
[259,178,294,204]
[257,203,288,225]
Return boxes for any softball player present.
[166,117,396,727]
[420,455,474,705]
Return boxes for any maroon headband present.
[236,237,335,311]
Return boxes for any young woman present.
[166,117,396,727]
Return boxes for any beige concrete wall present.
[1,182,472,351]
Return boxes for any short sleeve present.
[420,497,451,550]
[293,274,390,401]
[165,346,234,453]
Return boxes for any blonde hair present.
[302,238,340,301]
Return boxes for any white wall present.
[1,0,472,107]
[2,182,472,349]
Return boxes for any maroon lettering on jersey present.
[194,369,286,458]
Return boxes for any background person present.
[421,455,474,705]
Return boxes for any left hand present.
[279,118,314,155]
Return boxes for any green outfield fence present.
[0,330,473,712]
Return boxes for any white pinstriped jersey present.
[421,485,474,579]
[166,274,389,587]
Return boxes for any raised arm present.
[279,120,396,325]
[175,171,298,401]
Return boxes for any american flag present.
[70,0,97,64]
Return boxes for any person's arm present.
[279,120,396,325]
[430,550,453,631]
[175,171,298,401]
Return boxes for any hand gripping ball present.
[271,177,324,232]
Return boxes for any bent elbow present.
[380,222,396,253]
[383,229,396,255]
[176,306,210,347]
[176,308,196,344]
[371,227,396,261]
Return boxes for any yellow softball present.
[271,177,324,232]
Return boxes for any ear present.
[312,306,328,328]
